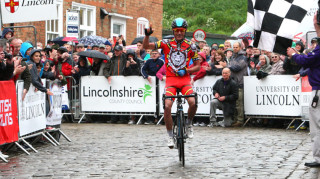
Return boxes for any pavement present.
[0,123,320,178]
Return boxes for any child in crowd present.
[42,60,56,80]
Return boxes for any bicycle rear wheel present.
[177,110,185,166]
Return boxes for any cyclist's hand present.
[144,23,154,36]
[177,69,186,76]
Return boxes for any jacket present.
[269,60,285,75]
[103,53,127,78]
[228,50,248,88]
[293,45,320,90]
[123,57,141,76]
[156,65,166,81]
[206,63,223,76]
[283,56,301,75]
[141,58,164,78]
[26,60,47,93]
[0,61,14,81]
[190,60,209,81]
[20,42,33,62]
[72,58,91,83]
[212,78,239,116]
[14,58,31,90]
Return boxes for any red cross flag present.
[1,0,57,24]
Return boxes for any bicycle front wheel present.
[177,110,185,166]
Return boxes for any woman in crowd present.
[72,56,91,84]
[269,53,285,75]
[249,54,272,79]
[27,49,53,95]
[41,60,56,80]
[206,50,226,76]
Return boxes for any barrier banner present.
[81,76,157,112]
[0,81,19,145]
[159,76,222,115]
[47,80,62,126]
[17,80,46,136]
[244,75,301,116]
[61,84,69,110]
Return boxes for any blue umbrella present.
[79,35,108,46]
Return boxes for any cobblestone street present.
[1,123,320,178]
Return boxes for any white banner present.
[61,84,69,110]
[46,80,62,126]
[159,76,222,115]
[244,75,302,116]
[81,76,157,113]
[1,0,57,24]
[17,80,46,136]
[66,11,79,38]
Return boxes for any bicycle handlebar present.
[163,93,197,99]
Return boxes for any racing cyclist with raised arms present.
[143,18,200,148]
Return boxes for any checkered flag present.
[246,0,312,55]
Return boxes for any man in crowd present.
[198,40,207,51]
[202,45,211,62]
[0,39,14,80]
[76,43,85,53]
[228,41,247,127]
[287,14,320,168]
[209,68,238,127]
[141,50,164,84]
[136,41,147,59]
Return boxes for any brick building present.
[1,0,163,46]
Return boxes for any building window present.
[72,2,96,38]
[137,17,149,37]
[46,0,63,43]
[109,13,133,40]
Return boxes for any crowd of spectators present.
[0,28,315,129]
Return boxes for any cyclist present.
[143,18,200,148]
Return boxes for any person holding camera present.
[287,13,320,168]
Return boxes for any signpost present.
[66,10,80,38]
[193,29,206,42]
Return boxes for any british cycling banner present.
[46,80,62,126]
[0,81,19,145]
[81,76,156,112]
[17,80,46,136]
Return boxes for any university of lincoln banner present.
[0,81,19,145]
[244,75,301,116]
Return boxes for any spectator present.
[305,37,318,54]
[72,52,79,64]
[1,28,13,40]
[249,47,261,68]
[198,40,207,51]
[156,64,166,81]
[209,46,218,64]
[116,35,126,47]
[202,45,211,62]
[9,38,23,57]
[76,43,85,52]
[224,40,232,51]
[245,45,253,61]
[190,51,209,86]
[99,44,106,54]
[228,41,247,127]
[103,45,127,83]
[47,39,54,46]
[250,54,271,80]
[20,42,33,62]
[211,43,219,48]
[105,40,113,53]
[27,49,53,95]
[136,41,147,59]
[141,49,164,84]
[42,60,56,80]
[44,45,58,65]
[0,40,14,80]
[209,68,238,127]
[143,49,152,61]
[37,42,43,49]
[283,42,303,75]
[63,43,73,54]
[71,56,91,84]
[91,44,99,51]
[124,49,141,76]
[56,47,74,87]
[224,48,233,63]
[191,38,196,44]
[218,44,225,52]
[269,53,285,75]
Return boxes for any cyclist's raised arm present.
[143,24,156,50]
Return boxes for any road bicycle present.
[163,90,197,166]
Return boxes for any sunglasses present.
[173,28,186,33]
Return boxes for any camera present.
[312,93,319,108]
[4,51,12,60]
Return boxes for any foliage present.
[163,0,247,35]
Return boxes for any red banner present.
[0,80,19,145]
[301,76,312,92]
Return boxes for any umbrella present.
[78,50,110,60]
[79,35,108,46]
[131,36,158,45]
[237,32,254,40]
[52,36,78,46]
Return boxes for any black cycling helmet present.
[171,18,188,29]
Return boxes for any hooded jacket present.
[228,50,248,88]
[103,53,127,78]
[1,28,13,39]
[20,42,33,62]
[27,50,47,93]
[72,57,91,84]
[250,55,272,75]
